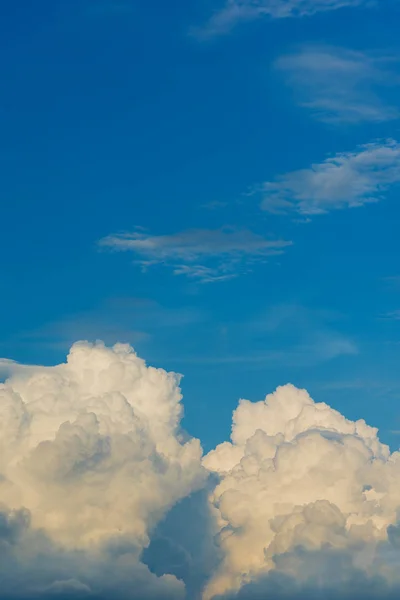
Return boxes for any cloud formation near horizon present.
[3,343,400,598]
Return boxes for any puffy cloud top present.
[203,384,400,599]
[2,346,400,600]
[0,342,205,598]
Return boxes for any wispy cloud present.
[99,227,292,282]
[275,46,399,124]
[200,200,228,210]
[260,139,400,215]
[384,275,400,287]
[248,303,358,362]
[1,298,206,354]
[197,0,369,37]
[163,304,357,368]
[381,310,400,320]
[171,335,357,367]
[85,1,135,16]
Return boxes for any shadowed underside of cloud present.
[275,46,399,124]
[3,343,400,599]
[99,227,292,282]
[216,550,400,599]
[197,0,370,37]
[260,139,400,215]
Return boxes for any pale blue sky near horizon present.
[2,0,400,451]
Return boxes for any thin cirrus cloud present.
[275,46,399,124]
[381,309,400,320]
[162,304,357,369]
[0,297,205,355]
[260,139,400,215]
[197,0,370,37]
[99,227,292,282]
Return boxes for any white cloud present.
[5,344,400,599]
[198,0,369,37]
[99,228,292,282]
[261,139,400,215]
[0,341,205,598]
[0,358,47,380]
[203,383,400,599]
[275,47,399,124]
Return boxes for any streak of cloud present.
[260,139,400,215]
[100,228,292,282]
[275,46,399,124]
[197,0,370,38]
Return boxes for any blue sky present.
[2,0,400,451]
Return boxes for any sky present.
[2,0,400,453]
[1,1,400,598]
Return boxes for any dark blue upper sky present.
[2,0,400,451]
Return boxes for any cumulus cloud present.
[260,139,400,215]
[198,0,369,37]
[203,384,400,599]
[275,47,399,124]
[99,227,291,282]
[217,548,400,599]
[0,341,205,598]
[0,509,185,600]
[4,344,400,599]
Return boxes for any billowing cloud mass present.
[203,384,400,599]
[0,342,205,598]
[3,344,400,599]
